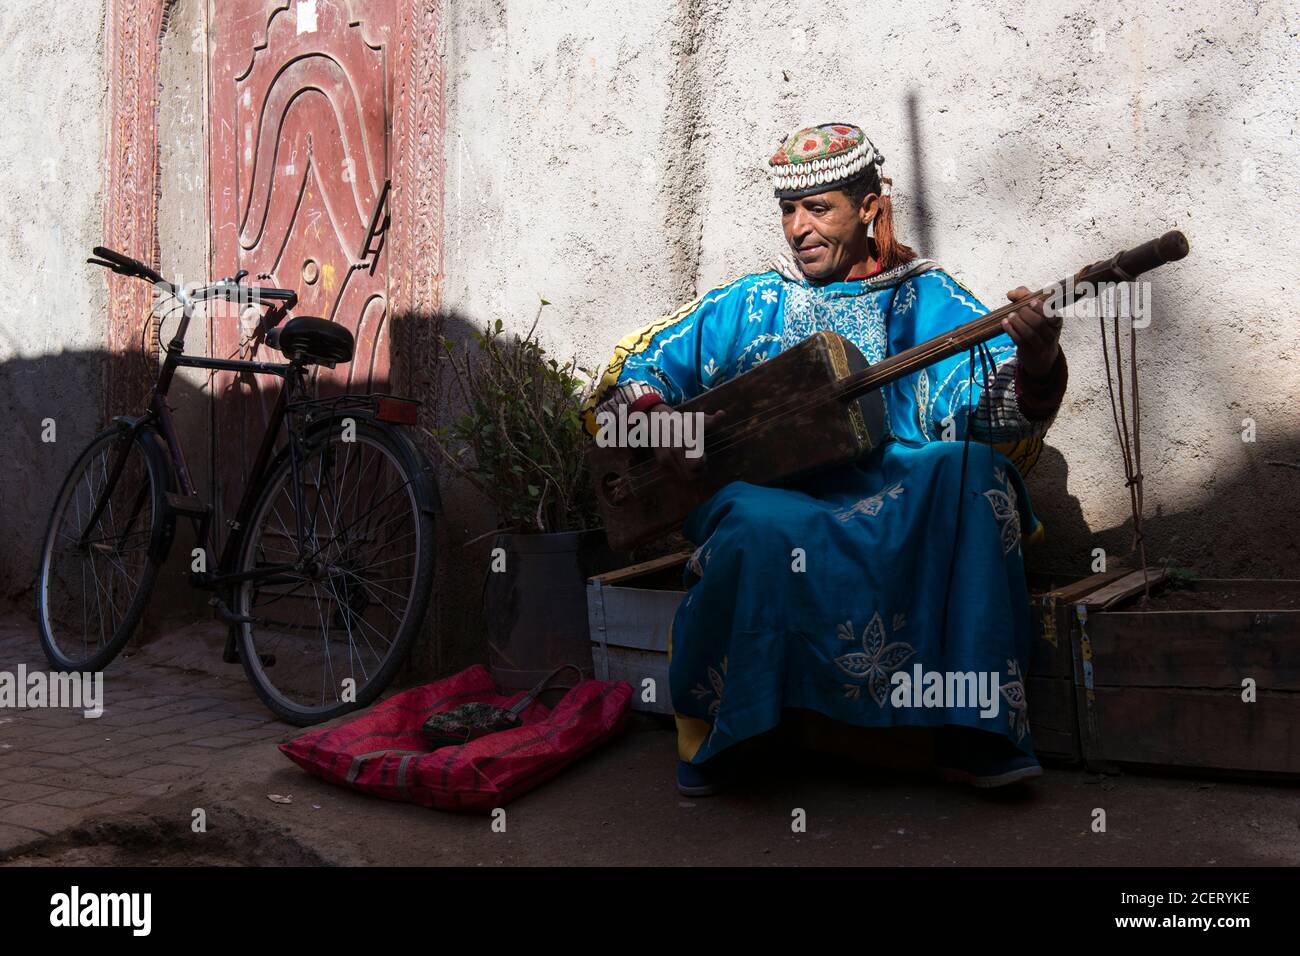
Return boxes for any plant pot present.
[484,529,625,692]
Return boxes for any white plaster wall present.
[0,0,109,598]
[443,0,1300,576]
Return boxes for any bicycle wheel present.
[37,424,173,671]
[234,416,437,724]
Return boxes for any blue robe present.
[585,260,1052,764]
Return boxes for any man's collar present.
[771,254,939,291]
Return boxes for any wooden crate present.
[1073,577,1300,777]
[587,553,690,715]
[1027,569,1138,763]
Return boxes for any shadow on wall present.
[393,308,499,679]
[1025,441,1300,581]
[0,310,503,681]
[3,310,1297,681]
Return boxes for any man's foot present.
[676,758,725,797]
[935,727,1043,789]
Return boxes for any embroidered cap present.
[768,122,887,199]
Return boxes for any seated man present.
[583,123,1067,795]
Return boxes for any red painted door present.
[208,0,398,529]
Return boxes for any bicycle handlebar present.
[91,246,166,286]
[87,245,298,310]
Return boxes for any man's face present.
[779,189,878,280]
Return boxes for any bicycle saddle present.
[273,316,354,365]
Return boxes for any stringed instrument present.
[587,231,1189,550]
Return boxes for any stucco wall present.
[154,0,214,618]
[0,1,109,598]
[442,0,1300,577]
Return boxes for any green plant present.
[426,302,601,535]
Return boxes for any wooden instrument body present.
[587,331,885,550]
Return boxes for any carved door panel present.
[208,0,397,530]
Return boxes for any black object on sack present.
[422,664,584,749]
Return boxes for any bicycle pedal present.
[165,492,209,517]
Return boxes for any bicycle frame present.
[81,280,362,594]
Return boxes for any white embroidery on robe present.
[893,278,918,318]
[743,274,784,324]
[834,612,915,707]
[779,282,888,361]
[1001,658,1030,742]
[632,319,698,369]
[691,656,727,718]
[929,271,984,316]
[915,371,931,440]
[687,533,716,579]
[983,467,1022,556]
[733,333,782,373]
[835,483,905,522]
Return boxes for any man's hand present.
[1003,286,1063,378]
[648,402,726,482]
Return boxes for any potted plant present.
[426,303,621,690]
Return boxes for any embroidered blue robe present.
[584,260,1054,764]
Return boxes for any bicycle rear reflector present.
[375,397,420,425]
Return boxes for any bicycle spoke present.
[328,563,411,610]
[41,431,157,666]
[236,426,429,719]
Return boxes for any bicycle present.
[36,246,441,725]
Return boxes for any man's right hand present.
[647,401,726,482]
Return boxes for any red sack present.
[279,665,632,811]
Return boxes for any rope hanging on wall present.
[1099,308,1152,600]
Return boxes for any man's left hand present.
[1003,286,1063,378]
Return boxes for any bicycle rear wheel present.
[234,417,437,724]
[37,424,173,671]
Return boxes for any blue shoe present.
[676,758,725,797]
[936,728,1043,788]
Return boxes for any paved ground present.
[1,608,1299,867]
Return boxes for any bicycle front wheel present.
[37,424,173,671]
[235,417,437,724]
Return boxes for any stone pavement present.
[2,607,1299,867]
[0,611,285,859]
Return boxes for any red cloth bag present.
[280,665,632,811]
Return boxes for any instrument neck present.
[833,252,1120,401]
